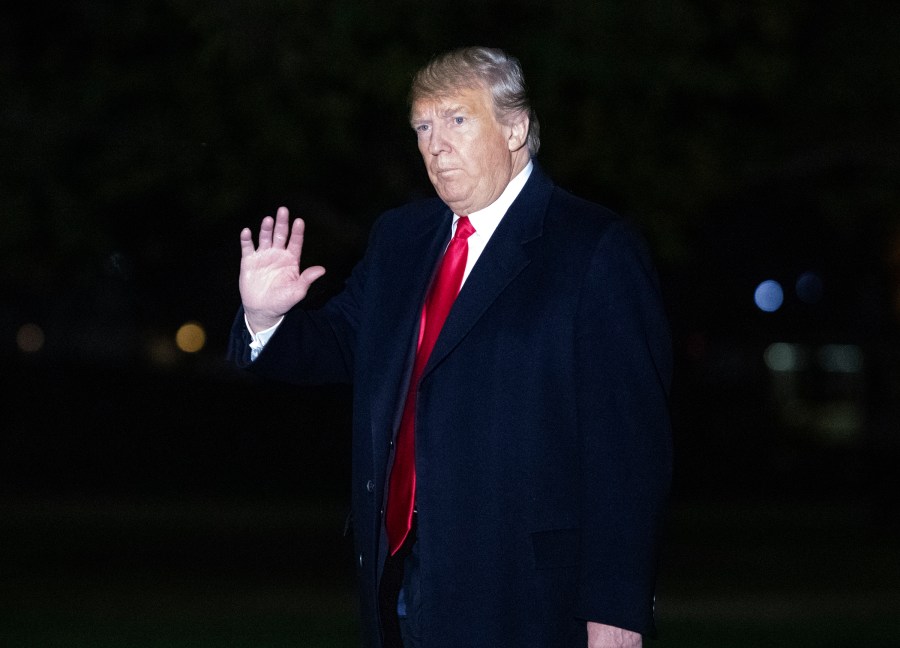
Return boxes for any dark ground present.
[2,357,899,647]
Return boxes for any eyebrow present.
[439,104,467,117]
[413,103,468,117]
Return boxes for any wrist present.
[244,310,283,334]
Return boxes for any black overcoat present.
[229,162,673,648]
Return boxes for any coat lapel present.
[384,206,452,334]
[367,201,452,435]
[422,164,553,378]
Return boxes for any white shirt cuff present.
[246,314,283,361]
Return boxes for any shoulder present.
[528,162,631,241]
[546,185,648,253]
[355,196,450,268]
[371,196,448,236]
[526,181,660,288]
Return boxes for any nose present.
[426,122,449,155]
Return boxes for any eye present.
[453,116,465,125]
[414,123,430,134]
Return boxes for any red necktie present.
[385,216,476,555]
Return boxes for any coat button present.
[358,553,364,567]
[366,479,375,493]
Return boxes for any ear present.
[507,113,529,152]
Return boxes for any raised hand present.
[238,206,326,333]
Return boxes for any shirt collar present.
[452,160,534,239]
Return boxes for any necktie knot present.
[454,215,475,241]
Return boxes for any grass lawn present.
[3,495,898,647]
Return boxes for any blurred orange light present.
[175,321,206,353]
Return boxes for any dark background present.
[2,1,899,646]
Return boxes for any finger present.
[257,215,275,250]
[299,265,327,291]
[239,227,256,258]
[285,216,306,259]
[273,206,290,248]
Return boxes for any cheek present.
[467,139,499,168]
[479,142,507,171]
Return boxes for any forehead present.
[410,85,494,119]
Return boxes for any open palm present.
[238,206,326,332]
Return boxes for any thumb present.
[300,265,327,288]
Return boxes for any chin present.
[434,188,464,207]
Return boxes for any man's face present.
[411,85,525,215]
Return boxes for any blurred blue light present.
[796,271,824,304]
[755,280,784,312]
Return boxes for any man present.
[229,46,672,648]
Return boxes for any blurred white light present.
[817,344,863,373]
[755,280,784,312]
[764,342,806,372]
[796,271,824,304]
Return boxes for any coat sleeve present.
[572,219,673,636]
